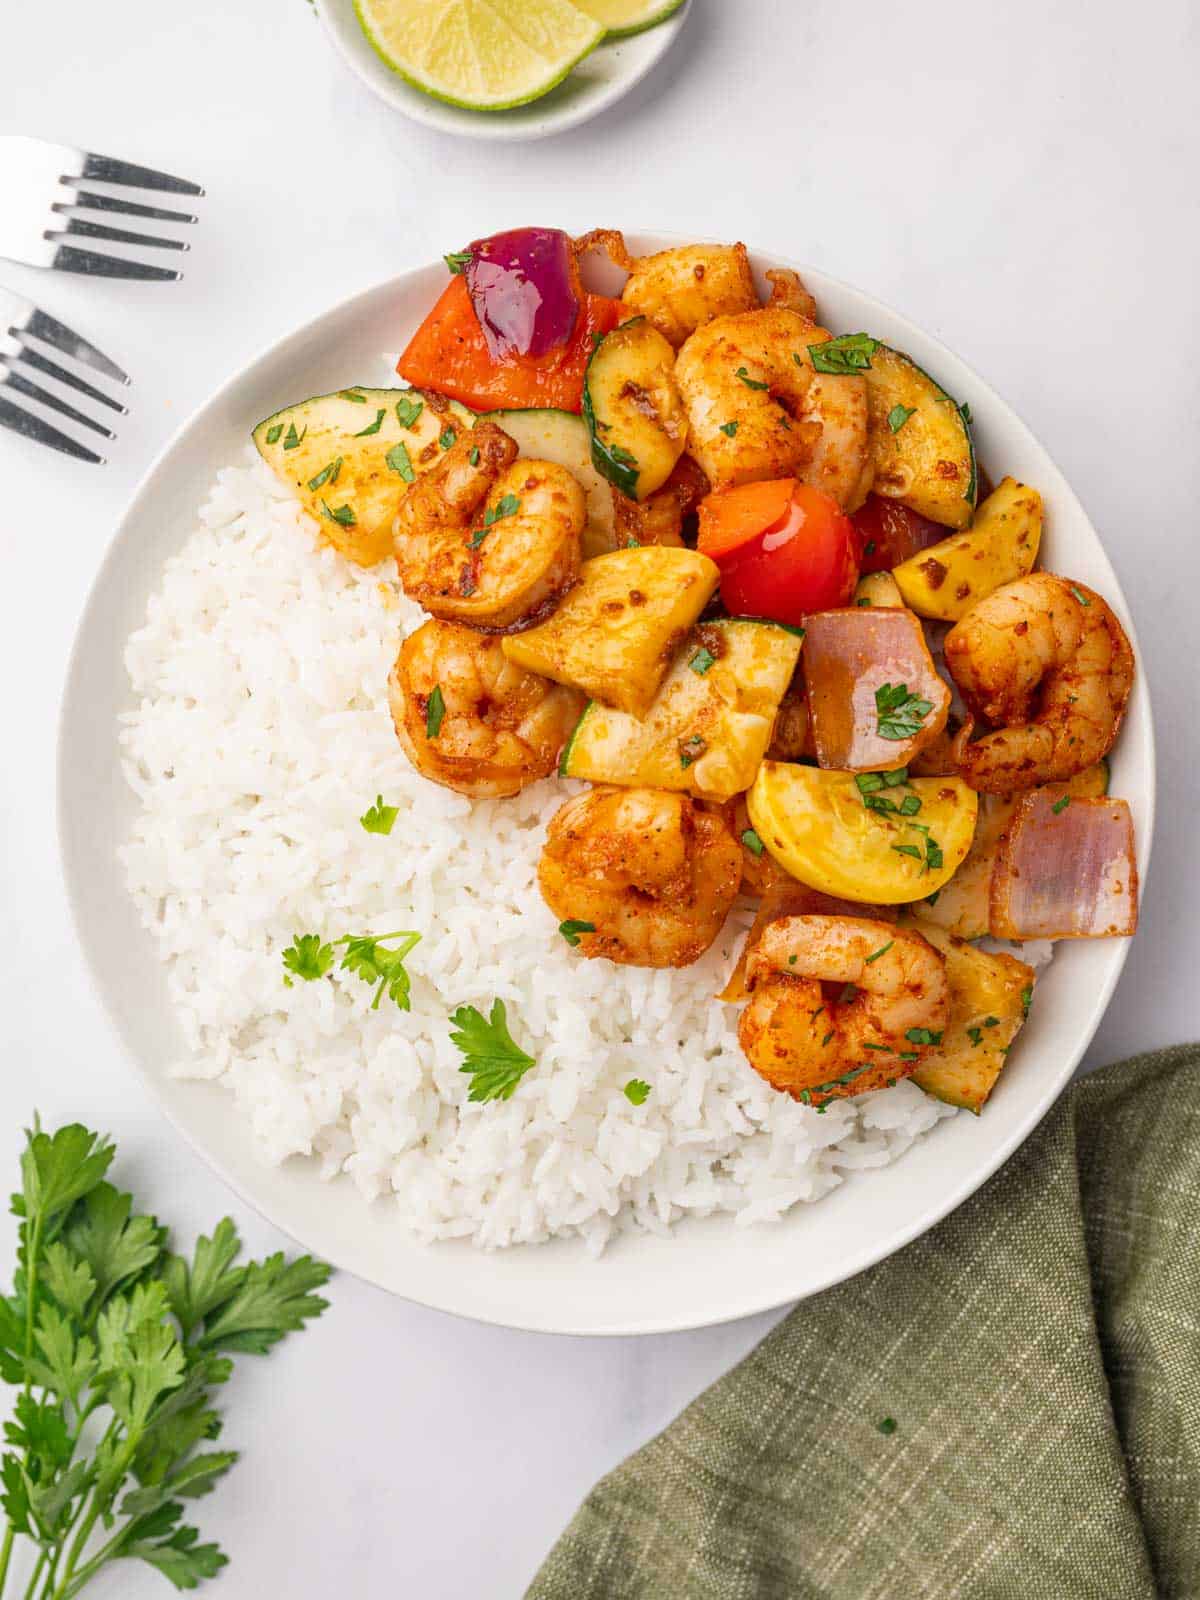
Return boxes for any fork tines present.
[0,136,203,281]
[0,287,129,464]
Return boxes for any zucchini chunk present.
[479,407,616,559]
[852,570,904,608]
[253,388,472,567]
[501,547,718,717]
[866,346,976,530]
[914,761,1110,940]
[909,924,1036,1114]
[560,619,803,803]
[893,476,1043,621]
[583,318,688,501]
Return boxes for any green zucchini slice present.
[560,618,803,802]
[583,317,688,502]
[866,346,977,530]
[479,407,616,556]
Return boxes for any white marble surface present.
[1,1,1197,1593]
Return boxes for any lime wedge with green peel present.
[355,0,607,111]
[573,0,686,36]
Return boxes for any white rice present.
[120,451,1028,1254]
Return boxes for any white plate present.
[58,239,1155,1336]
[315,0,691,142]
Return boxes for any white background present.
[1,1,1197,1593]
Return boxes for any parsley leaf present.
[360,794,398,836]
[319,499,356,527]
[1052,794,1071,815]
[875,682,935,741]
[395,393,425,429]
[741,829,765,857]
[558,920,595,947]
[449,1000,536,1103]
[905,1027,944,1046]
[689,647,716,675]
[355,408,386,438]
[1021,985,1034,1019]
[196,1253,331,1356]
[264,423,283,445]
[877,1416,898,1436]
[809,333,879,375]
[306,457,342,492]
[865,940,894,965]
[282,934,334,984]
[335,931,421,1011]
[623,1080,651,1106]
[471,494,521,547]
[338,389,367,403]
[439,426,457,451]
[386,441,415,482]
[887,403,915,433]
[1069,585,1091,607]
[719,420,739,437]
[282,421,307,451]
[426,684,446,739]
[444,250,473,274]
[735,365,769,391]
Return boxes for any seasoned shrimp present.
[788,321,873,510]
[393,423,584,630]
[739,917,948,1103]
[389,619,584,798]
[538,787,741,968]
[675,308,822,491]
[944,574,1134,793]
[619,242,760,348]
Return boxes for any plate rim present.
[57,243,1157,1335]
[314,0,692,143]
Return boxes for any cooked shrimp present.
[389,619,584,798]
[393,423,584,630]
[538,787,741,968]
[611,455,709,549]
[788,321,873,510]
[619,242,760,348]
[739,917,948,1103]
[675,308,822,491]
[763,267,818,321]
[943,574,1134,792]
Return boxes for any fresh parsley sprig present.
[875,683,934,741]
[336,932,421,1011]
[0,1121,330,1598]
[449,1001,536,1103]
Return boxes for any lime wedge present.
[572,0,685,36]
[355,0,606,111]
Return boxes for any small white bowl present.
[316,0,691,141]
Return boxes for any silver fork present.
[0,136,203,281]
[0,286,128,464]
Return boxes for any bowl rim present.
[56,241,1156,1335]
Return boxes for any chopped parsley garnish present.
[808,332,878,375]
[741,829,765,857]
[856,768,909,794]
[856,768,922,819]
[689,647,717,676]
[735,366,769,391]
[967,1026,983,1047]
[360,794,398,836]
[265,422,284,445]
[395,394,425,429]
[425,685,446,740]
[471,494,521,547]
[449,999,536,1103]
[444,250,473,274]
[863,539,877,556]
[282,421,307,451]
[625,537,641,548]
[320,500,356,527]
[821,1032,835,1048]
[386,441,415,482]
[892,844,922,860]
[864,941,894,965]
[355,408,386,437]
[623,1079,651,1106]
[984,1015,1000,1028]
[469,446,480,466]
[307,456,343,492]
[337,930,421,1010]
[719,420,739,437]
[875,682,935,741]
[282,933,334,984]
[558,919,595,947]
[877,1417,898,1436]
[1069,586,1091,607]
[960,401,973,424]
[887,403,916,433]
[439,426,457,451]
[1052,795,1071,815]
[1021,986,1033,1019]
[905,1027,943,1047]
[338,389,367,403]
[925,890,941,907]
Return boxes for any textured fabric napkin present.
[527,1045,1200,1600]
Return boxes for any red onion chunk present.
[991,792,1138,939]
[804,608,951,771]
[464,228,581,362]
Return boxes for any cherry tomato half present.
[698,481,859,625]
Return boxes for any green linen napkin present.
[528,1045,1200,1600]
